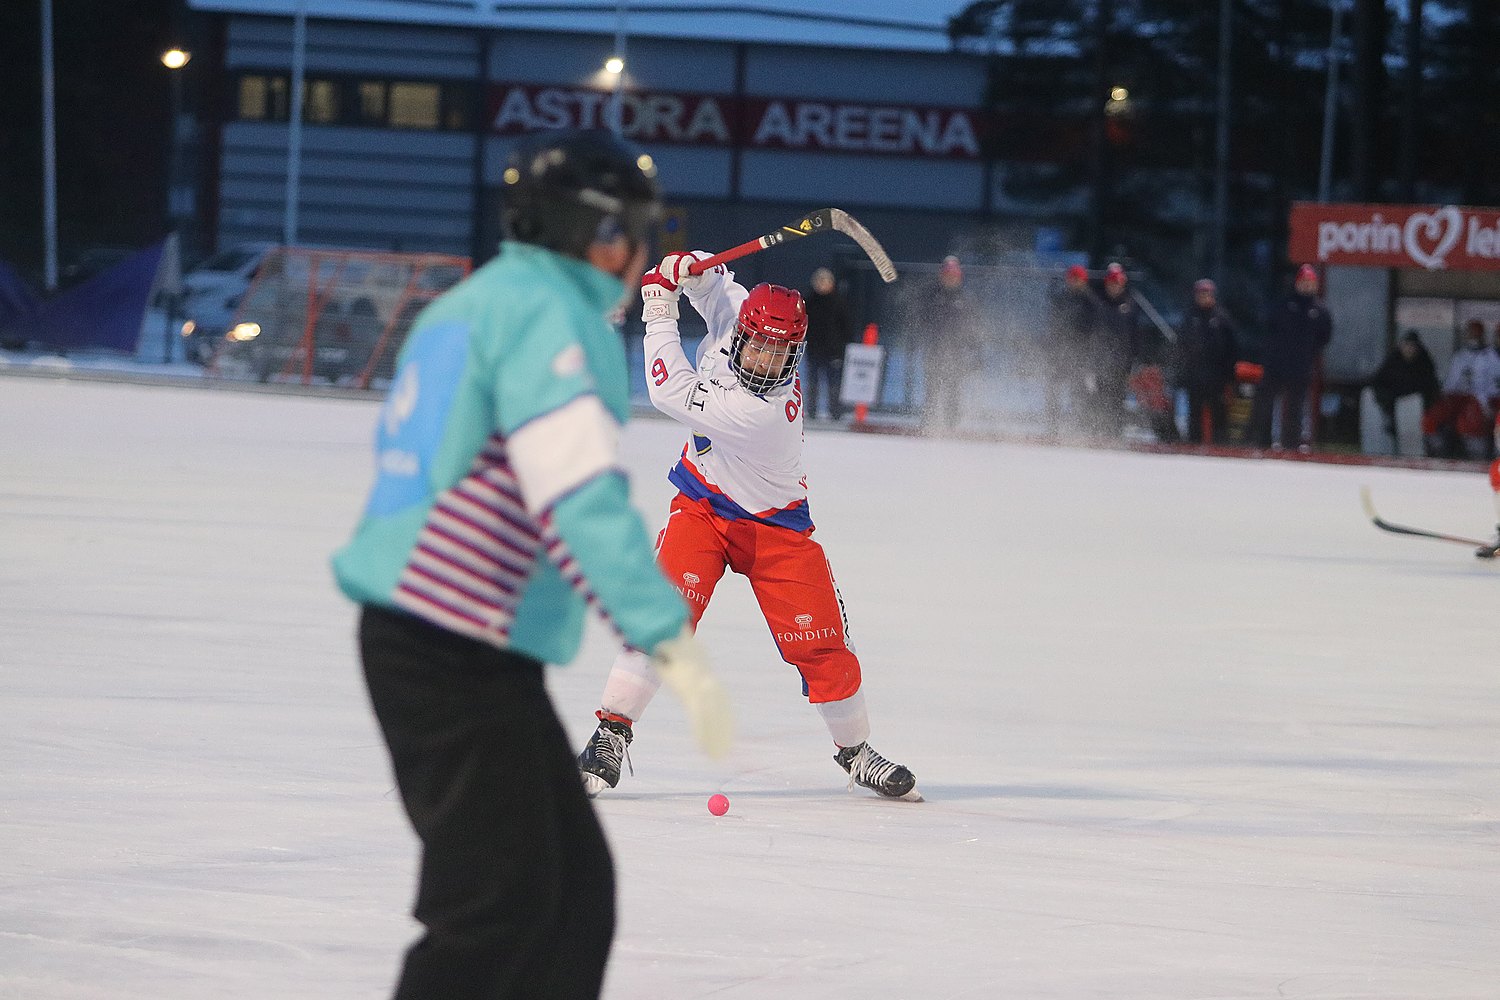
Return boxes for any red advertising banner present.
[1288,201,1500,271]
[486,84,982,160]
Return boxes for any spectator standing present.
[1369,330,1440,445]
[803,266,856,421]
[1176,278,1240,444]
[1490,322,1500,410]
[1248,263,1333,451]
[1422,319,1500,458]
[1043,263,1103,436]
[921,255,983,433]
[1089,262,1138,439]
[330,130,730,1000]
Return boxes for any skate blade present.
[895,786,925,803]
[580,771,611,798]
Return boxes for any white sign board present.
[839,343,885,406]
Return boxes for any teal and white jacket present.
[332,242,687,666]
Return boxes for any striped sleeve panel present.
[392,434,543,643]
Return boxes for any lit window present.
[357,81,386,125]
[306,79,339,124]
[238,75,268,120]
[389,82,440,129]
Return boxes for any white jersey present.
[643,268,811,531]
[1443,346,1500,403]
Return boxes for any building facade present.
[189,0,1000,280]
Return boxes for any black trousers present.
[805,354,845,419]
[1185,384,1229,444]
[359,606,615,1000]
[1248,374,1310,449]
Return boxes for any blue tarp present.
[2,241,164,353]
[0,261,41,340]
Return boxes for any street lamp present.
[161,46,191,363]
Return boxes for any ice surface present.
[1,375,1496,999]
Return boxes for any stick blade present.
[829,208,899,283]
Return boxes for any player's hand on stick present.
[650,625,732,759]
[640,267,681,322]
[660,251,721,295]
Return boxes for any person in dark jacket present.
[1248,263,1333,450]
[922,255,983,432]
[1176,278,1240,444]
[1044,264,1103,435]
[1090,262,1139,439]
[803,267,856,420]
[1369,330,1440,443]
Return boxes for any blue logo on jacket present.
[364,319,470,517]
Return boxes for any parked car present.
[210,247,470,387]
[172,242,277,362]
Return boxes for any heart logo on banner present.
[1402,206,1462,270]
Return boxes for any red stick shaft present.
[686,237,766,275]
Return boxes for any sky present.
[1,373,1496,999]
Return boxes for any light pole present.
[608,0,627,135]
[161,47,191,363]
[1318,1,1346,203]
[41,0,58,291]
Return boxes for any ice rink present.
[2,374,1496,1000]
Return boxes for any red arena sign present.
[1288,201,1500,272]
[487,84,982,160]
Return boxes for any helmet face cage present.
[729,283,807,395]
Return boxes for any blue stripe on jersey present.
[668,460,814,532]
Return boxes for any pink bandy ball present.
[707,793,730,816]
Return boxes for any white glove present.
[650,625,732,759]
[659,251,721,295]
[640,267,680,322]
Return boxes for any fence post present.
[855,322,879,426]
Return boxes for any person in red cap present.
[1043,263,1103,436]
[921,255,983,432]
[1175,278,1240,444]
[1247,263,1333,450]
[1085,263,1135,437]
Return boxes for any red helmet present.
[731,283,807,394]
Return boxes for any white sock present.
[599,649,662,723]
[817,689,871,748]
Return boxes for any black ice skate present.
[835,742,921,801]
[1477,526,1500,560]
[578,716,633,798]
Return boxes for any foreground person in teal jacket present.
[333,129,730,1000]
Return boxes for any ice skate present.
[835,742,921,801]
[578,716,633,797]
[1476,526,1500,561]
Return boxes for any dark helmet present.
[501,129,661,259]
[730,283,807,394]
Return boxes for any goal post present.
[208,247,471,389]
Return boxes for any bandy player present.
[577,251,919,800]
[1482,416,1500,560]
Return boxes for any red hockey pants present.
[655,493,861,703]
